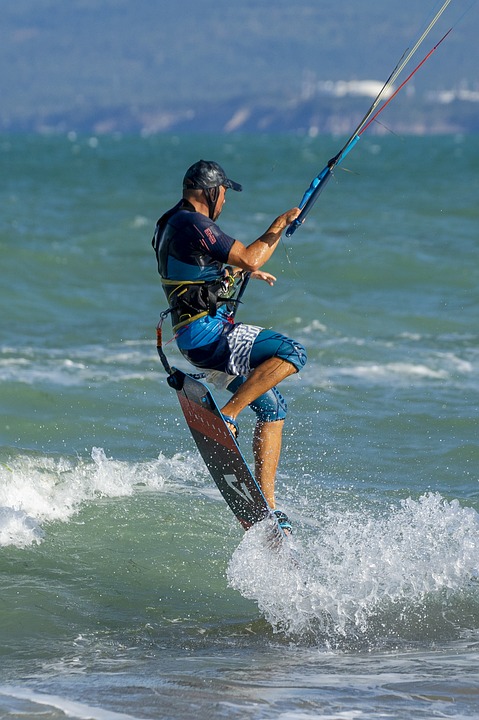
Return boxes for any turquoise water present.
[1,132,479,719]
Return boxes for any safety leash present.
[156,310,174,375]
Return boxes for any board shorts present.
[179,321,307,423]
[180,321,306,376]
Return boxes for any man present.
[152,160,306,533]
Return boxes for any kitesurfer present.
[152,160,306,533]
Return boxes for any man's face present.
[212,185,227,221]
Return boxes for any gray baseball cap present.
[183,160,242,192]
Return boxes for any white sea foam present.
[0,448,186,549]
[307,352,477,390]
[0,342,160,386]
[337,362,449,381]
[0,506,44,548]
[0,685,140,720]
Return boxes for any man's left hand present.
[251,270,277,286]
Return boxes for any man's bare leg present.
[253,419,284,508]
[221,357,295,420]
[220,357,295,503]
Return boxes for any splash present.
[227,493,479,644]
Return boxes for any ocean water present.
[1,131,478,719]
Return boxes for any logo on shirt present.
[204,227,217,245]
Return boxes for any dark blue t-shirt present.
[156,202,236,283]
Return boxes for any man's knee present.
[280,339,307,373]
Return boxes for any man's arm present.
[226,207,300,272]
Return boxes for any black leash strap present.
[156,310,173,375]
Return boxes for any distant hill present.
[2,0,478,134]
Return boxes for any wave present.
[0,447,195,548]
[0,342,158,387]
[2,447,478,648]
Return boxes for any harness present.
[161,273,236,332]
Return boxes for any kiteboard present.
[167,367,286,538]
